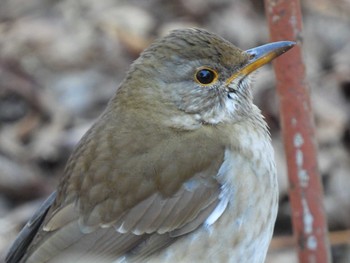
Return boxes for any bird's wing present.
[113,176,221,237]
[18,175,224,263]
[8,123,227,262]
[5,192,56,263]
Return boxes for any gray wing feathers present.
[8,178,222,262]
[5,192,57,263]
[113,178,219,236]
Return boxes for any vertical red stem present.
[263,0,331,262]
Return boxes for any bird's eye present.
[195,67,218,85]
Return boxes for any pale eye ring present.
[195,67,218,85]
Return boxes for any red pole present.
[263,0,332,262]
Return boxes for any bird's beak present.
[226,41,295,85]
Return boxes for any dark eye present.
[195,67,218,85]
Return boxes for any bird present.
[6,28,294,263]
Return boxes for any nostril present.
[247,52,256,60]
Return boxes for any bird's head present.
[115,28,294,129]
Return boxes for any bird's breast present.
[147,123,278,263]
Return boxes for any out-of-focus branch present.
[264,0,332,262]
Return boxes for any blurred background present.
[0,0,349,262]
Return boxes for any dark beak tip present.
[276,41,296,55]
[283,40,297,50]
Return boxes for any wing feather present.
[20,176,223,262]
[5,193,56,263]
